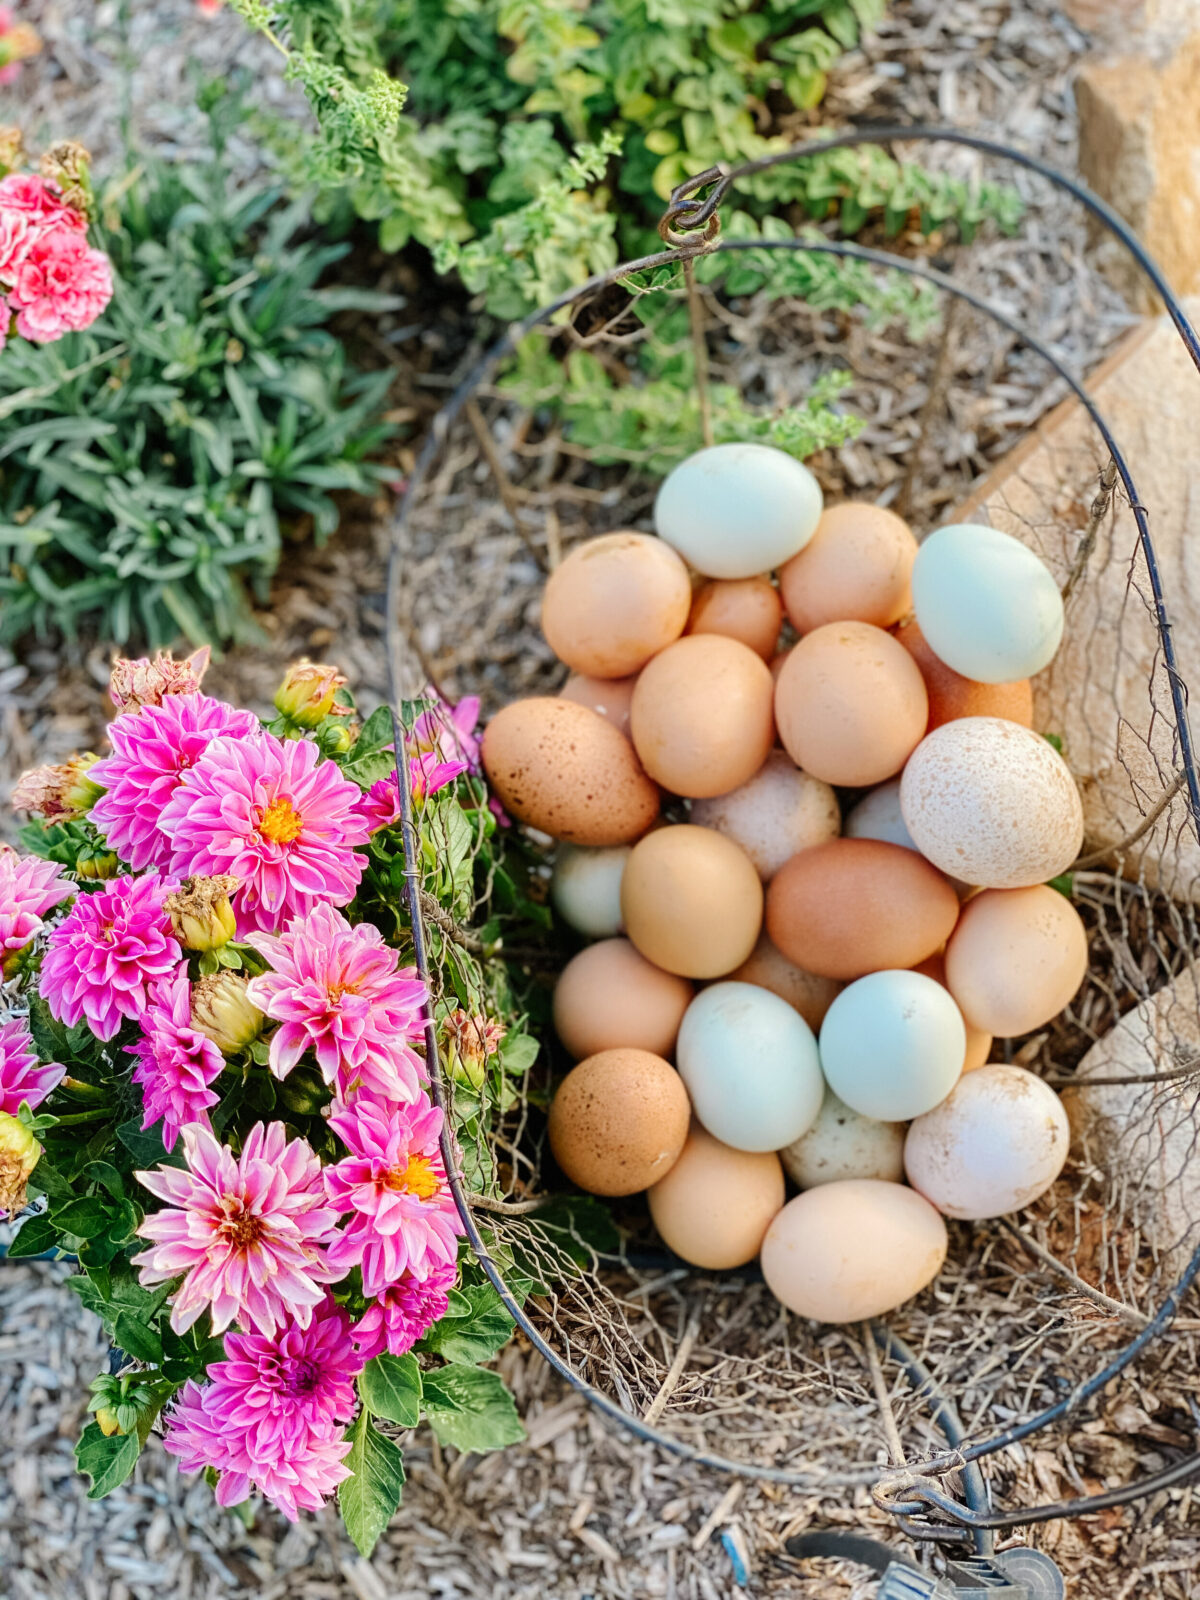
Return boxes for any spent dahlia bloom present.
[40,874,181,1041]
[0,847,72,964]
[0,1015,64,1115]
[0,1110,41,1216]
[89,693,260,873]
[109,646,211,715]
[160,731,370,936]
[245,903,427,1102]
[352,1258,456,1361]
[325,1094,462,1296]
[7,226,113,343]
[127,972,224,1152]
[133,1121,339,1336]
[11,753,103,822]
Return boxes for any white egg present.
[654,443,823,579]
[904,1064,1070,1219]
[550,844,630,938]
[676,982,824,1152]
[819,970,965,1121]
[911,523,1064,683]
[690,751,839,881]
[779,1088,905,1188]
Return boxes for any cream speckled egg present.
[944,885,1088,1037]
[654,443,823,579]
[541,532,691,678]
[550,844,630,937]
[899,717,1083,889]
[904,1064,1070,1219]
[649,1127,785,1269]
[729,934,843,1031]
[819,970,965,1121]
[779,1089,905,1189]
[690,750,839,881]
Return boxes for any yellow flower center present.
[259,796,303,845]
[384,1154,439,1201]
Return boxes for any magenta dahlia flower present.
[411,692,482,771]
[159,731,369,936]
[0,847,72,963]
[352,1258,456,1361]
[133,1121,339,1336]
[410,750,468,805]
[0,1015,64,1115]
[40,874,181,1041]
[7,226,113,343]
[89,693,260,873]
[325,1094,462,1297]
[127,972,225,1152]
[245,902,427,1103]
[354,774,401,834]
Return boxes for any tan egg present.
[648,1125,784,1269]
[779,502,918,633]
[774,621,928,787]
[548,1048,690,1196]
[687,577,784,661]
[730,933,843,1031]
[621,824,763,979]
[553,938,694,1061]
[481,698,659,846]
[630,634,775,799]
[690,751,839,882]
[896,619,1033,731]
[944,885,1088,1038]
[760,1180,948,1323]
[559,673,638,736]
[541,532,692,678]
[765,838,959,981]
[913,954,992,1072]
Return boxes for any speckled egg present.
[779,1088,905,1189]
[895,619,1033,731]
[654,443,823,579]
[559,673,638,735]
[621,825,763,979]
[687,577,784,661]
[648,1126,785,1269]
[779,502,917,634]
[899,717,1083,889]
[541,532,692,678]
[944,885,1088,1037]
[819,969,966,1121]
[844,782,970,900]
[904,1064,1070,1219]
[550,843,630,937]
[690,750,839,881]
[730,933,843,1031]
[548,1048,690,1196]
[553,939,694,1061]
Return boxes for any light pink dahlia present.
[0,847,72,962]
[245,902,427,1103]
[40,874,181,1041]
[8,226,113,343]
[325,1094,463,1297]
[109,646,211,715]
[127,972,225,1152]
[352,1258,456,1361]
[0,1015,64,1115]
[133,1121,339,1336]
[159,732,369,936]
[89,693,260,872]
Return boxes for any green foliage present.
[340,1411,407,1557]
[420,1363,526,1452]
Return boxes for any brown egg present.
[913,954,992,1072]
[548,1048,690,1196]
[687,577,784,661]
[630,635,775,799]
[541,532,691,678]
[944,885,1088,1038]
[648,1126,785,1269]
[774,621,928,787]
[559,673,638,736]
[766,838,960,980]
[481,698,659,846]
[779,502,918,633]
[553,939,694,1061]
[622,825,763,978]
[730,933,843,1031]
[896,619,1033,731]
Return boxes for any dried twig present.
[1060,458,1118,606]
[465,399,549,573]
[997,1219,1148,1326]
[1071,770,1187,870]
[684,257,714,451]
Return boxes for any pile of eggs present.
[480,441,1086,1326]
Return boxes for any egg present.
[687,576,784,661]
[760,1180,948,1323]
[553,939,694,1061]
[630,634,775,798]
[911,523,1064,683]
[729,933,843,1031]
[654,443,823,579]
[541,532,692,678]
[819,970,966,1120]
[904,1064,1070,1219]
[548,1048,690,1196]
[482,698,660,846]
[550,843,630,937]
[913,954,992,1072]
[648,1126,785,1269]
[774,621,928,787]
[779,502,918,633]
[895,618,1033,732]
[899,717,1084,888]
[765,838,959,980]
[690,750,839,881]
[676,983,824,1152]
[621,825,763,979]
[779,1088,905,1189]
[943,885,1088,1037]
[770,647,792,684]
[559,673,638,735]
[843,779,918,852]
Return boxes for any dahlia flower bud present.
[191,973,263,1054]
[0,1114,40,1217]
[75,849,119,881]
[165,875,238,951]
[12,753,102,821]
[274,660,350,727]
[0,125,24,173]
[442,1009,504,1091]
[109,647,211,715]
[94,1406,122,1438]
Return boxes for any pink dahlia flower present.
[109,646,211,715]
[40,874,181,1041]
[245,902,427,1103]
[7,226,113,343]
[133,1121,339,1336]
[352,1258,456,1361]
[89,693,260,873]
[411,691,482,771]
[160,731,369,936]
[127,972,225,1152]
[410,750,468,805]
[0,174,85,234]
[0,848,72,962]
[354,774,401,834]
[0,1015,64,1115]
[325,1094,463,1297]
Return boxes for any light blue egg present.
[654,443,823,579]
[676,981,824,1152]
[911,523,1063,684]
[819,971,965,1122]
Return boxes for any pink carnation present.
[0,1015,64,1115]
[0,847,72,963]
[352,1259,456,1361]
[160,731,369,935]
[89,693,260,872]
[0,209,32,279]
[0,174,86,234]
[7,226,113,343]
[127,971,225,1152]
[133,1121,339,1336]
[40,874,181,1041]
